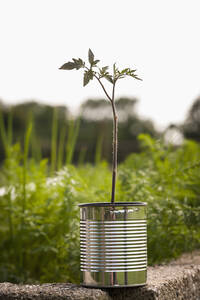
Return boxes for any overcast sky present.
[0,0,200,129]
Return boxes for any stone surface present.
[0,283,111,300]
[108,264,200,300]
[0,251,200,300]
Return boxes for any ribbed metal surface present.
[79,203,147,287]
[80,220,147,272]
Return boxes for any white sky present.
[0,0,200,130]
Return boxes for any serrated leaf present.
[88,49,94,65]
[83,69,93,87]
[72,58,85,70]
[118,75,125,80]
[59,61,76,70]
[121,68,129,74]
[83,72,89,86]
[104,74,113,84]
[93,59,100,65]
[129,73,142,81]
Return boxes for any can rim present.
[79,202,147,207]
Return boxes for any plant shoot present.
[59,49,142,203]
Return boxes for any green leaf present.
[88,49,94,65]
[83,69,93,86]
[113,63,120,76]
[72,58,85,70]
[130,73,142,81]
[102,66,109,73]
[93,59,100,66]
[104,74,113,83]
[59,61,76,70]
[113,63,117,74]
[133,75,143,81]
[121,68,129,74]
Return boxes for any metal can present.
[79,202,147,288]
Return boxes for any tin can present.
[79,202,147,288]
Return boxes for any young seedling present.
[59,49,142,204]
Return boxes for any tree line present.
[0,96,199,165]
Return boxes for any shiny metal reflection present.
[79,202,147,288]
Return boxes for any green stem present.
[22,122,32,218]
[85,66,112,102]
[31,121,42,162]
[57,125,66,170]
[94,75,112,102]
[78,146,87,165]
[0,108,14,243]
[66,118,80,165]
[95,133,103,165]
[94,70,118,204]
[21,121,32,276]
[110,82,117,204]
[7,190,13,242]
[51,108,58,174]
[8,108,13,147]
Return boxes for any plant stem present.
[94,75,112,102]
[94,71,118,204]
[85,67,112,102]
[110,82,117,204]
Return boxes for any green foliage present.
[0,102,70,164]
[0,107,9,155]
[120,135,200,264]
[59,58,85,70]
[83,69,93,87]
[59,48,141,87]
[183,96,200,142]
[0,99,158,165]
[0,150,80,283]
[78,98,157,163]
[0,134,200,283]
[88,48,94,65]
[65,118,80,164]
[50,107,58,174]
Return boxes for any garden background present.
[0,96,200,283]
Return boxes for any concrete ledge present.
[0,252,200,300]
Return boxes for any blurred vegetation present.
[0,101,69,164]
[183,96,200,142]
[0,98,158,165]
[0,97,200,284]
[78,97,158,163]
